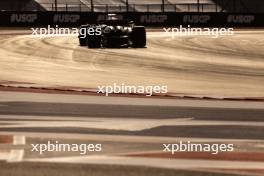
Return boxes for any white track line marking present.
[13,136,26,145]
[7,150,24,162]
[7,136,25,162]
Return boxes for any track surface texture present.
[1,29,264,176]
[0,29,264,98]
[0,92,264,176]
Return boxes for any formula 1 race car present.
[78,15,146,48]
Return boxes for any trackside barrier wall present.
[0,12,264,27]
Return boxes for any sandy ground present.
[0,30,263,97]
[0,30,264,175]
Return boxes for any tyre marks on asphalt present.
[1,32,264,96]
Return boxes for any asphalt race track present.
[0,29,264,176]
[0,29,264,97]
[0,91,264,176]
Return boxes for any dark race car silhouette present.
[78,14,146,48]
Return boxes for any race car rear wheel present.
[131,26,146,48]
[87,35,101,48]
[79,25,88,46]
[79,37,87,46]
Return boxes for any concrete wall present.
[213,0,264,13]
[0,0,45,11]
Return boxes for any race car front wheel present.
[87,35,101,48]
[79,37,87,46]
[131,26,146,48]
